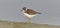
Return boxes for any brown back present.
[25,9,37,15]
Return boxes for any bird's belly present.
[23,13,37,18]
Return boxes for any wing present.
[25,9,37,15]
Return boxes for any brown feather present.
[25,9,37,15]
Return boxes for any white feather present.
[23,13,37,18]
[22,9,37,18]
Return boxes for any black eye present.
[23,8,25,9]
[23,8,26,9]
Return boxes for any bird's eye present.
[23,7,26,9]
[23,8,26,9]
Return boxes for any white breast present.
[23,13,37,18]
[22,9,37,18]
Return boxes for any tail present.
[37,12,42,14]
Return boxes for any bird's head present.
[21,7,27,11]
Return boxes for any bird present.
[21,7,41,23]
[21,7,41,18]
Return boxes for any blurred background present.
[0,0,60,25]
